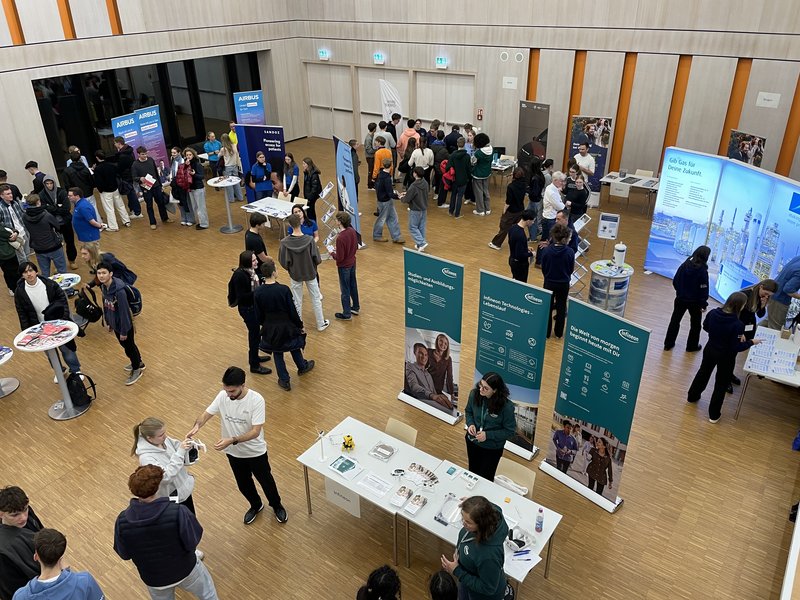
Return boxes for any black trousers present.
[555,458,571,473]
[687,345,736,419]
[491,211,522,248]
[180,494,196,514]
[664,298,703,349]
[366,157,375,188]
[465,435,504,481]
[142,184,169,225]
[59,220,77,262]
[0,255,20,291]
[115,327,143,369]
[509,257,529,283]
[587,477,605,496]
[227,451,282,511]
[544,280,570,337]
[238,305,262,369]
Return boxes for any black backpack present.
[125,285,142,317]
[67,372,96,407]
[74,287,102,323]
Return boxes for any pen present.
[513,550,530,555]
[512,558,532,562]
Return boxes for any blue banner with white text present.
[236,125,285,202]
[110,113,140,153]
[233,90,265,125]
[135,106,168,177]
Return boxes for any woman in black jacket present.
[183,147,208,230]
[664,245,710,352]
[488,168,527,249]
[302,157,322,222]
[728,278,777,390]
[227,250,271,376]
[687,291,762,423]
[565,173,590,223]
[526,156,545,241]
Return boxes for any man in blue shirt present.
[68,188,103,244]
[552,420,578,473]
[763,255,800,330]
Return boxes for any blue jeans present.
[526,200,541,240]
[408,210,427,246]
[449,184,466,217]
[272,349,308,383]
[223,165,243,202]
[58,341,81,374]
[179,201,194,223]
[373,200,402,240]
[36,247,67,277]
[146,559,218,600]
[337,266,360,317]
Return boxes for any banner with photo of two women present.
[540,299,649,512]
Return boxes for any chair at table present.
[495,457,536,500]
[386,417,418,447]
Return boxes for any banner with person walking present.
[473,271,550,460]
[540,298,650,512]
[333,136,360,234]
[399,249,464,425]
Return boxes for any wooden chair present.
[495,457,536,499]
[385,417,418,447]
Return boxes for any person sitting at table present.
[249,152,273,200]
[441,496,509,600]
[14,261,82,377]
[356,564,401,600]
[404,343,453,412]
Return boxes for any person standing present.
[447,138,470,219]
[488,168,527,250]
[69,187,103,246]
[444,125,461,153]
[409,136,434,186]
[552,420,578,473]
[168,148,193,226]
[330,211,360,321]
[187,366,289,524]
[526,157,545,242]
[111,137,142,219]
[364,123,377,190]
[203,131,222,177]
[387,114,401,176]
[183,148,209,230]
[96,260,145,385]
[24,161,46,196]
[93,150,130,231]
[687,292,762,423]
[114,465,218,599]
[219,134,243,203]
[402,167,429,252]
[0,486,44,600]
[763,256,800,330]
[302,158,322,222]
[464,373,515,481]
[228,250,272,375]
[371,138,393,215]
[249,152,273,201]
[131,147,170,230]
[431,130,449,205]
[585,438,614,497]
[0,184,30,263]
[731,279,777,391]
[663,245,710,352]
[507,210,535,283]
[22,195,66,277]
[356,565,401,600]
[565,173,590,224]
[62,150,95,201]
[39,176,77,268]
[13,528,104,600]
[0,225,20,296]
[470,133,493,216]
[0,170,23,202]
[573,142,595,188]
[282,153,300,200]
[536,171,566,266]
[278,213,329,331]
[245,212,270,269]
[372,158,405,244]
[540,223,575,339]
[396,119,420,165]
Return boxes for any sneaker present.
[274,506,288,523]
[278,379,291,391]
[373,211,379,216]
[418,242,429,252]
[298,360,315,375]
[318,320,330,331]
[485,210,491,215]
[130,213,144,219]
[708,416,721,424]
[150,224,157,230]
[441,204,450,208]
[124,222,131,228]
[335,312,352,320]
[106,228,119,233]
[250,366,273,375]
[433,194,439,200]
[244,504,264,524]
[195,549,205,560]
[358,242,367,249]
[454,215,463,220]
[196,225,208,230]
[351,309,360,315]
[488,242,501,250]
[473,210,485,216]
[124,364,146,373]
[8,289,14,296]
[126,368,144,386]
[392,238,406,244]
[373,237,389,242]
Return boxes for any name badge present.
[744,324,754,332]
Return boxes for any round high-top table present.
[208,176,243,234]
[0,346,19,399]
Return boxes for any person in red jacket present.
[330,211,360,321]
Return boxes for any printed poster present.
[236,124,286,202]
[516,101,549,178]
[110,112,140,153]
[726,129,765,168]
[569,116,613,192]
[233,90,266,126]
[135,106,168,176]
[333,136,360,234]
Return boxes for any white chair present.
[634,168,654,177]
[386,417,418,447]
[495,457,536,500]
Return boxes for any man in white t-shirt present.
[573,142,595,190]
[187,366,287,525]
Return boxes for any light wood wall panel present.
[620,53,679,174]
[675,56,737,154]
[17,0,62,43]
[790,137,800,181]
[116,1,145,34]
[536,49,575,169]
[580,51,625,119]
[0,6,13,47]
[70,0,111,38]
[263,39,309,140]
[738,59,800,172]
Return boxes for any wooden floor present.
[2,137,799,599]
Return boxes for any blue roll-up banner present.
[400,249,464,425]
[135,106,168,177]
[474,271,550,460]
[236,125,285,202]
[569,115,612,193]
[110,113,140,152]
[233,90,265,125]
[333,136,360,234]
[540,298,650,513]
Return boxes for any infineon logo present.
[790,192,800,216]
[618,329,639,343]
[524,293,543,305]
[441,268,457,279]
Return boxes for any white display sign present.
[756,91,780,109]
[325,477,361,517]
[597,213,620,240]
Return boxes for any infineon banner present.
[474,271,550,460]
[233,90,265,125]
[399,249,464,425]
[540,299,650,513]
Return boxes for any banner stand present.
[539,461,623,513]
[397,392,462,425]
[506,443,539,461]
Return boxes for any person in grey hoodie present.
[470,132,494,216]
[278,213,329,331]
[402,167,430,251]
[40,176,77,268]
[22,194,66,277]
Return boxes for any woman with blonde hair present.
[427,333,455,398]
[219,133,243,203]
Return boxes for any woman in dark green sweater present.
[464,372,516,481]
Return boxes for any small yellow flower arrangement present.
[342,434,355,452]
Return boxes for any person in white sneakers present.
[93,150,130,231]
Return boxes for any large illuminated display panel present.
[709,162,775,301]
[644,148,723,278]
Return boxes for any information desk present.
[490,160,516,191]
[736,326,800,420]
[599,172,659,214]
[588,261,634,316]
[297,416,561,592]
[243,197,307,238]
[0,346,19,399]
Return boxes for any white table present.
[243,197,306,238]
[0,346,19,399]
[599,172,659,214]
[297,416,561,591]
[50,273,81,290]
[208,176,243,234]
[736,326,800,419]
[13,320,87,420]
[490,161,516,191]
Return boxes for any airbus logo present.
[237,95,260,101]
[441,268,457,279]
[618,329,639,343]
[524,293,543,305]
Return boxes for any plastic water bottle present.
[535,508,544,533]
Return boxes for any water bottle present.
[535,508,544,533]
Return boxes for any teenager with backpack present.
[96,260,145,385]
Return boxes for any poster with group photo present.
[473,271,550,459]
[568,116,612,192]
[726,129,765,168]
[400,249,464,425]
[540,299,650,512]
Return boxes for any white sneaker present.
[441,204,450,208]
[126,368,144,386]
[433,194,439,200]
[318,320,330,331]
[130,213,144,219]
[8,289,13,296]
[418,242,428,252]
[473,210,485,216]
[485,210,491,215]
[358,242,367,249]
[195,549,205,560]
[488,242,501,250]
